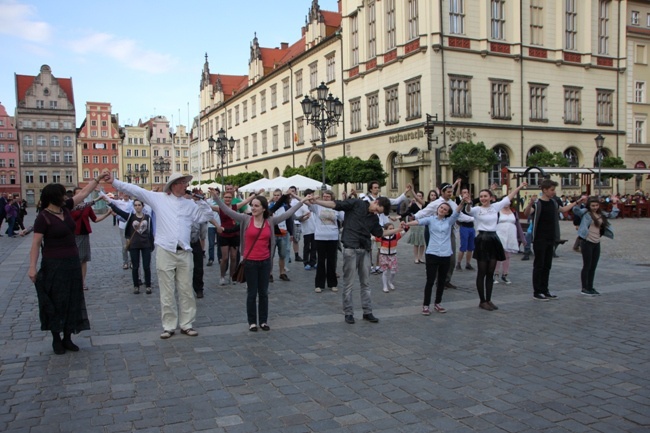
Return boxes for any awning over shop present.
[506,167,650,175]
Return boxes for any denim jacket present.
[573,207,616,240]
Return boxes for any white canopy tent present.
[238,177,286,193]
[272,174,331,191]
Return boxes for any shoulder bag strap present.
[242,220,265,261]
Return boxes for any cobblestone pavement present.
[0,212,649,432]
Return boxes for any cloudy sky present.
[0,0,339,128]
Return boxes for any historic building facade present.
[77,102,120,192]
[625,0,650,193]
[196,0,634,197]
[140,116,172,188]
[15,65,77,204]
[0,102,20,196]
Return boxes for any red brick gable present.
[210,74,248,99]
[15,74,74,105]
[278,38,307,66]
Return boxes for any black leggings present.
[476,259,497,302]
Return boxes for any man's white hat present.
[163,173,193,193]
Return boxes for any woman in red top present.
[212,189,311,332]
[28,178,105,355]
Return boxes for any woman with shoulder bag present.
[109,199,155,295]
[573,196,617,296]
[211,189,312,332]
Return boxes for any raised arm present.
[108,202,130,220]
[507,182,528,203]
[272,194,313,224]
[72,177,102,207]
[561,196,585,213]
[212,196,248,223]
[236,189,263,210]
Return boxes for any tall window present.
[390,153,399,190]
[491,0,506,40]
[449,75,471,117]
[530,84,548,121]
[596,90,613,126]
[242,101,248,121]
[23,135,32,146]
[526,147,544,185]
[243,137,249,159]
[295,119,304,145]
[407,0,419,41]
[635,119,646,143]
[251,96,257,117]
[490,80,511,120]
[489,146,509,186]
[350,98,361,133]
[262,129,268,153]
[25,171,34,183]
[564,86,581,124]
[406,78,421,120]
[271,85,277,108]
[272,126,278,151]
[283,122,291,148]
[562,149,579,187]
[635,81,645,103]
[261,90,267,113]
[309,62,318,89]
[386,0,396,50]
[326,54,336,83]
[64,136,72,146]
[282,78,290,103]
[565,0,577,50]
[598,0,609,55]
[351,14,359,67]
[367,92,379,130]
[385,85,399,125]
[295,71,303,96]
[368,2,376,59]
[37,135,46,146]
[530,0,544,46]
[450,0,465,34]
[631,11,640,25]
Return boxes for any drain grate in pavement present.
[635,264,650,267]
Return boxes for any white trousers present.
[156,248,196,331]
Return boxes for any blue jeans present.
[342,248,372,315]
[5,216,16,236]
[244,258,272,325]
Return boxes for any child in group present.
[375,222,405,293]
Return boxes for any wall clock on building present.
[43,88,49,96]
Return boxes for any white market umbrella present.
[275,174,330,191]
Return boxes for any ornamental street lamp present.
[125,168,134,183]
[153,156,170,188]
[595,133,605,198]
[139,166,150,188]
[301,82,343,191]
[208,128,236,187]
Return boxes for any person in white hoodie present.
[309,190,344,293]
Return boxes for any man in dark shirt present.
[312,196,402,324]
[525,179,584,301]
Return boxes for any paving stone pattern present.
[0,213,649,432]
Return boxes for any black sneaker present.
[345,315,355,324]
[521,255,530,261]
[295,255,303,262]
[533,293,549,301]
[581,289,597,296]
[591,288,601,295]
[543,292,558,300]
[362,313,379,323]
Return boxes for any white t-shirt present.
[467,197,511,232]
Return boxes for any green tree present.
[449,141,499,173]
[282,166,307,177]
[600,156,633,180]
[526,151,569,167]
[224,171,264,187]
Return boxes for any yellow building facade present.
[197,0,633,197]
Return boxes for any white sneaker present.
[220,277,227,286]
[382,287,389,293]
[330,287,338,292]
[493,275,500,284]
[314,287,322,293]
[388,282,395,291]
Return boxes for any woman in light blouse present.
[464,182,527,311]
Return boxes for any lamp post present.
[208,128,236,187]
[595,133,605,198]
[153,156,170,188]
[125,168,134,183]
[301,82,344,191]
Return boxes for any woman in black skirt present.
[464,182,527,311]
[28,179,103,354]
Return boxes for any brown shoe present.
[279,273,290,281]
[479,302,494,311]
[445,282,457,289]
[488,301,499,310]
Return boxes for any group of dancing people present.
[27,169,615,354]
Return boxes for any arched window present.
[562,149,579,187]
[262,169,269,178]
[272,167,280,178]
[37,135,46,146]
[594,148,610,187]
[390,153,399,190]
[489,145,510,185]
[50,135,60,147]
[23,135,32,146]
[526,146,544,185]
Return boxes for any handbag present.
[234,221,266,283]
